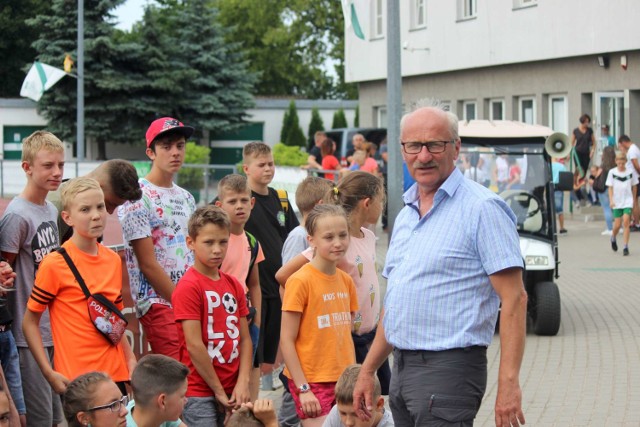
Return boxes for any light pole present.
[77,0,85,162]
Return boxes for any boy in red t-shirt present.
[172,206,252,426]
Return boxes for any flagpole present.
[386,0,402,234]
[77,0,85,162]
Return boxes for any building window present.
[549,95,568,134]
[519,97,536,124]
[490,99,505,120]
[458,0,477,20]
[376,106,387,127]
[513,0,537,8]
[411,0,427,29]
[463,101,477,121]
[372,0,384,38]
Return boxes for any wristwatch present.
[298,383,311,393]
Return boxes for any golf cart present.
[458,120,573,336]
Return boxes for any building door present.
[595,92,624,157]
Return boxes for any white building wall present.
[345,0,640,83]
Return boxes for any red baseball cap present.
[145,117,195,147]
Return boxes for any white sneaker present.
[602,229,612,236]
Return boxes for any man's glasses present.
[87,396,128,413]
[401,141,452,154]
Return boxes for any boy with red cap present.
[118,117,197,359]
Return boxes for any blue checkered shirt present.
[383,168,523,350]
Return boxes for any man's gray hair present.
[400,98,459,141]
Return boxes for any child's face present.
[364,192,384,225]
[216,190,254,227]
[163,378,188,422]
[0,391,9,427]
[83,380,128,427]
[308,214,349,263]
[187,223,230,269]
[146,137,186,175]
[337,401,382,427]
[616,157,627,169]
[62,188,107,241]
[23,149,64,192]
[243,154,275,187]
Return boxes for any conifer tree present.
[332,108,348,129]
[284,100,305,147]
[354,106,359,127]
[307,107,324,145]
[280,108,291,144]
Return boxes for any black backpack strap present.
[244,231,259,284]
[57,248,91,299]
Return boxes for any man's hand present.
[353,369,376,421]
[46,370,70,394]
[495,381,525,427]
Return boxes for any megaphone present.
[545,132,571,158]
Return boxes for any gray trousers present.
[389,347,487,426]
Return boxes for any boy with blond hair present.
[323,365,393,427]
[0,130,65,426]
[127,354,189,427]
[242,142,299,376]
[118,117,196,359]
[214,174,264,399]
[172,206,253,426]
[23,177,136,397]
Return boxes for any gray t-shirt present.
[0,197,59,346]
[323,405,394,427]
[281,225,309,264]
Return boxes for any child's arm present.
[130,238,176,301]
[229,317,252,408]
[0,252,17,267]
[181,319,231,408]
[246,267,261,328]
[275,254,309,288]
[280,311,321,418]
[119,335,137,378]
[22,310,70,393]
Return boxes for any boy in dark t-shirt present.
[242,142,299,371]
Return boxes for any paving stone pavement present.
[261,216,640,426]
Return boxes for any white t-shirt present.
[464,167,488,184]
[626,144,640,175]
[495,156,509,182]
[118,178,196,317]
[322,405,394,427]
[606,167,639,209]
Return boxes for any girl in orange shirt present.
[280,204,358,427]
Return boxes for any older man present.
[353,104,527,427]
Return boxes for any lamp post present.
[77,0,85,162]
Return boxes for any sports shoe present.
[624,247,630,256]
[611,239,618,252]
[601,229,612,236]
[559,229,568,234]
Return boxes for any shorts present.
[256,297,282,364]
[19,346,63,425]
[287,379,336,420]
[182,396,224,427]
[554,190,564,214]
[139,303,180,360]
[0,331,26,414]
[613,208,632,218]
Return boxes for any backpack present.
[592,169,607,193]
[276,188,289,213]
[245,230,259,283]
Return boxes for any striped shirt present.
[382,168,523,350]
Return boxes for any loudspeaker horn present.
[545,132,571,158]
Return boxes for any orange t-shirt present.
[220,232,265,293]
[282,263,358,383]
[27,240,129,382]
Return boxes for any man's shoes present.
[559,229,568,234]
[602,229,612,236]
[624,247,630,256]
[611,238,618,252]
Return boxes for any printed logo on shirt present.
[31,221,58,267]
[317,314,330,329]
[205,290,240,364]
[277,210,286,227]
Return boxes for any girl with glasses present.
[63,372,128,427]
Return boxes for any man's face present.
[23,149,65,192]
[401,108,460,192]
[243,154,275,187]
[146,136,186,175]
[618,141,629,153]
[353,135,365,150]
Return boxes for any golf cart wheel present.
[533,281,561,336]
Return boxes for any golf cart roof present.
[458,120,555,139]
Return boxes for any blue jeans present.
[0,331,26,414]
[599,190,613,230]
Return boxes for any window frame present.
[519,96,537,124]
[489,99,505,121]
[463,100,477,121]
[457,0,477,21]
[548,94,568,134]
[410,0,427,30]
[512,0,537,10]
[372,0,385,39]
[376,106,388,127]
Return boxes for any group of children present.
[0,116,393,427]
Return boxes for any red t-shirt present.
[322,155,340,181]
[173,267,249,396]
